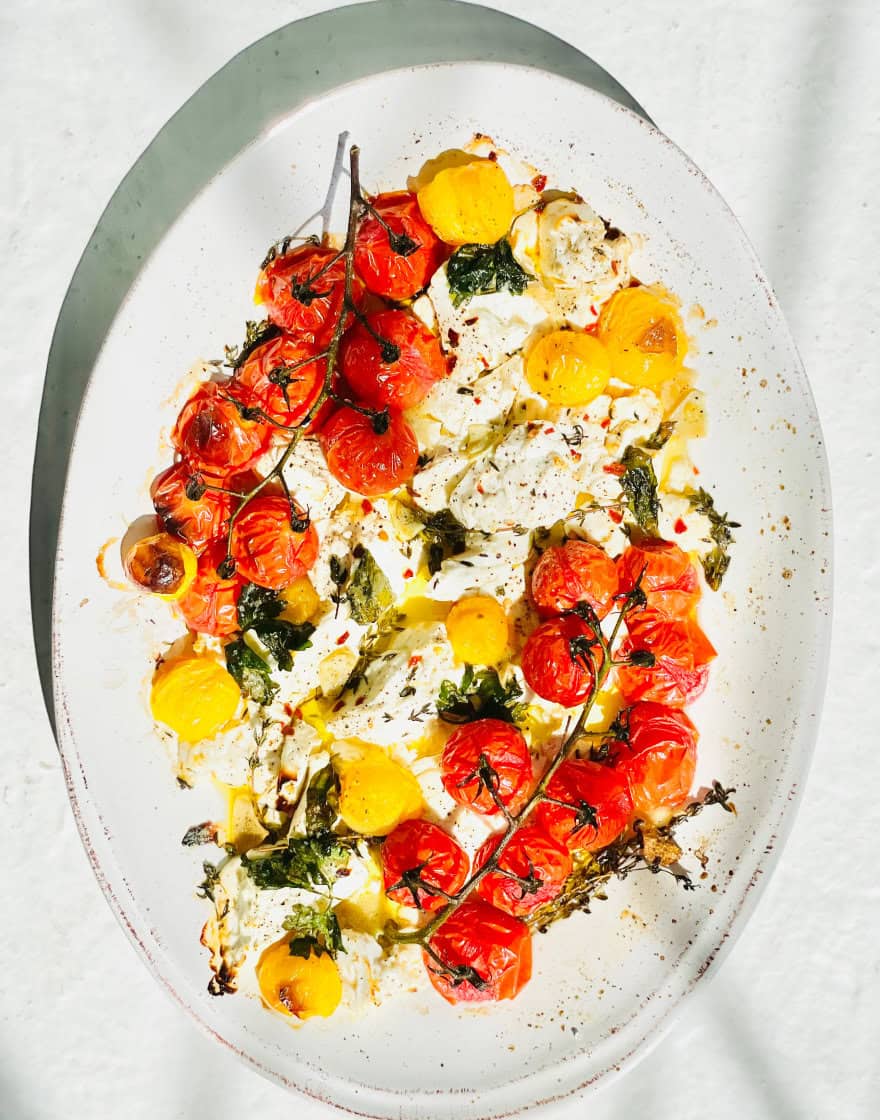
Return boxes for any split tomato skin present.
[230,333,326,428]
[617,610,716,708]
[150,462,236,555]
[230,495,319,591]
[176,543,244,637]
[171,382,269,475]
[610,702,698,824]
[441,719,533,817]
[340,309,447,411]
[381,819,470,912]
[520,614,602,708]
[617,538,700,620]
[536,759,632,852]
[423,900,532,1004]
[318,404,419,496]
[257,245,359,346]
[474,825,572,917]
[354,192,445,300]
[531,539,619,619]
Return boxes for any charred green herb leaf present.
[619,445,660,535]
[237,584,285,630]
[687,487,740,591]
[437,666,527,725]
[418,508,467,575]
[305,764,340,836]
[347,548,393,625]
[446,239,530,307]
[181,821,219,848]
[196,861,222,902]
[255,620,315,672]
[225,640,277,705]
[640,420,676,450]
[242,835,355,892]
[283,903,345,959]
[224,319,281,370]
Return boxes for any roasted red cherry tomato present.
[171,382,269,475]
[354,191,445,301]
[230,333,325,428]
[340,309,447,410]
[609,702,697,824]
[381,819,469,913]
[617,538,700,620]
[520,614,602,708]
[531,539,619,619]
[229,495,319,590]
[617,610,716,708]
[441,719,532,817]
[318,404,419,496]
[474,825,571,917]
[150,462,236,555]
[423,900,532,1004]
[176,542,244,636]
[536,759,632,852]
[256,245,360,347]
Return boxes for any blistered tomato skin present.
[531,540,619,619]
[382,819,470,912]
[340,310,447,411]
[536,759,632,852]
[617,538,700,620]
[230,495,319,591]
[610,702,697,823]
[150,462,236,555]
[176,543,244,636]
[355,192,446,300]
[597,286,688,389]
[441,719,532,817]
[617,610,716,708]
[172,383,269,475]
[524,330,612,407]
[319,404,419,497]
[445,595,509,665]
[230,334,326,428]
[474,826,572,917]
[150,655,240,741]
[417,159,515,246]
[423,900,532,1004]
[124,532,197,600]
[256,937,342,1020]
[257,245,359,347]
[520,614,602,708]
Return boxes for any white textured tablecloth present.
[2,1,878,1117]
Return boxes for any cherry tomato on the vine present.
[171,382,269,475]
[176,542,244,637]
[230,495,319,591]
[150,461,237,555]
[441,719,533,817]
[257,244,361,346]
[617,538,700,620]
[609,702,697,824]
[474,825,571,918]
[530,539,619,619]
[520,614,602,708]
[536,758,632,852]
[340,309,447,411]
[381,819,470,913]
[318,403,419,496]
[616,610,716,708]
[230,333,326,428]
[354,191,445,301]
[423,900,532,1004]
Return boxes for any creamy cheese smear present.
[148,139,718,1021]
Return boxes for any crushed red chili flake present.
[448,354,458,371]
[355,696,366,706]
[693,465,700,475]
[584,322,599,336]
[294,707,303,719]
[403,568,414,580]
[600,417,611,429]
[474,397,482,405]
[332,699,345,713]
[674,518,688,534]
[611,260,619,274]
[476,483,485,494]
[464,316,478,326]
[570,450,582,462]
[608,509,623,524]
[488,150,498,162]
[361,499,373,514]
[603,463,626,476]
[590,304,597,316]
[447,328,460,347]
[544,427,555,435]
[531,173,548,191]
[336,630,350,645]
[407,655,422,668]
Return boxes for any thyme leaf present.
[224,319,281,370]
[304,764,340,836]
[437,666,526,725]
[242,835,355,893]
[417,508,467,575]
[283,903,345,959]
[640,420,676,450]
[619,445,660,535]
[687,487,740,591]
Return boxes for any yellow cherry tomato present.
[124,532,196,600]
[150,656,240,742]
[597,286,688,388]
[524,330,611,407]
[417,159,514,245]
[445,595,509,665]
[281,576,320,624]
[256,936,342,1020]
[335,744,422,836]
